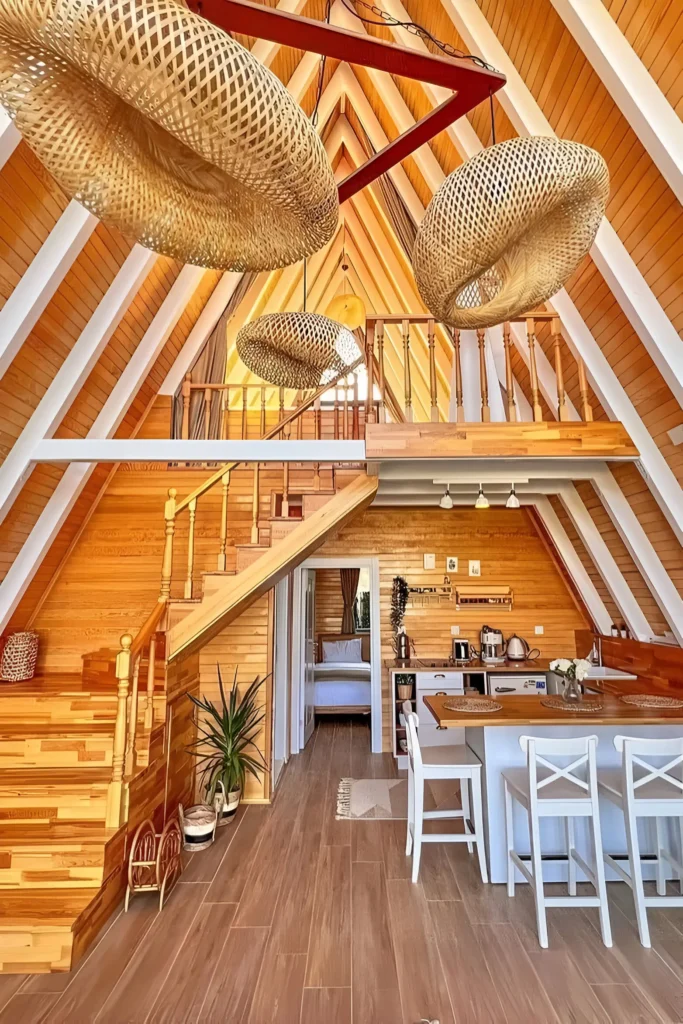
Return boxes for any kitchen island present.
[424,693,683,884]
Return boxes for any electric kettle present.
[505,634,540,661]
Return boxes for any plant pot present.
[218,787,241,826]
[397,683,413,700]
[179,803,218,851]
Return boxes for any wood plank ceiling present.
[0,0,681,644]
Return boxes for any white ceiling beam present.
[557,483,653,641]
[548,0,683,207]
[440,0,683,408]
[0,200,97,379]
[32,438,364,463]
[0,109,21,170]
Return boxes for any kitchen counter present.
[424,692,683,727]
[385,658,552,673]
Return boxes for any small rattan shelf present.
[407,584,454,607]
[455,585,513,611]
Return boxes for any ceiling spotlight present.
[474,484,489,510]
[439,486,453,510]
[506,484,520,509]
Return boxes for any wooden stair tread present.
[0,823,113,848]
[0,767,111,787]
[0,674,101,695]
[0,888,98,925]
[0,722,115,737]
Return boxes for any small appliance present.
[490,675,547,696]
[452,639,471,662]
[505,634,540,661]
[480,625,505,663]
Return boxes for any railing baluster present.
[453,329,464,423]
[315,396,321,440]
[477,329,490,422]
[377,319,386,422]
[343,376,349,440]
[279,387,285,437]
[352,373,359,438]
[181,373,192,439]
[251,463,260,544]
[552,317,569,421]
[241,386,248,439]
[503,322,517,422]
[144,633,156,731]
[428,319,438,422]
[282,461,290,517]
[159,488,176,600]
[106,633,132,828]
[526,317,543,422]
[222,388,229,440]
[577,357,594,421]
[125,653,140,776]
[402,318,413,421]
[365,320,375,425]
[217,468,231,570]
[260,386,266,435]
[203,387,211,439]
[184,497,197,599]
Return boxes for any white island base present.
[467,723,683,885]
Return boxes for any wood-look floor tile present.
[352,820,390,862]
[381,819,411,880]
[181,806,246,884]
[0,994,55,1024]
[248,953,307,1024]
[305,844,351,987]
[321,723,352,847]
[147,902,236,1023]
[204,805,269,904]
[591,982,667,1023]
[197,927,269,1024]
[606,904,683,1022]
[476,923,560,1024]
[49,896,159,1023]
[429,900,508,1024]
[419,843,463,901]
[300,987,351,1023]
[555,908,630,985]
[96,882,206,1023]
[528,950,610,1023]
[268,826,321,955]
[297,768,328,834]
[0,973,27,1009]
[387,879,455,1024]
[352,861,403,1024]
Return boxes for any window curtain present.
[340,567,360,634]
[172,271,257,439]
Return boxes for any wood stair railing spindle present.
[314,463,321,490]
[552,317,570,421]
[181,373,192,439]
[184,497,197,599]
[352,373,359,438]
[365,320,375,424]
[526,317,543,422]
[453,329,464,422]
[144,633,156,731]
[577,357,594,421]
[402,318,413,421]
[343,376,349,440]
[279,387,285,437]
[159,488,176,600]
[251,463,260,544]
[241,386,249,439]
[203,388,211,438]
[503,322,517,422]
[223,386,230,440]
[428,318,438,422]
[377,319,386,422]
[260,386,267,435]
[282,461,290,518]
[106,633,132,828]
[477,329,490,422]
[217,468,231,570]
[124,654,140,776]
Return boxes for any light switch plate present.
[535,625,544,635]
[468,560,481,577]
[451,625,460,636]
[423,553,436,570]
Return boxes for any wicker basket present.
[1,631,39,682]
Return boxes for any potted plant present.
[549,657,592,703]
[187,666,268,825]
[396,673,414,701]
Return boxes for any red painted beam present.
[196,0,505,94]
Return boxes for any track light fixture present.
[474,484,489,510]
[439,486,453,509]
[506,484,520,509]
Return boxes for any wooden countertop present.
[423,693,683,728]
[386,659,552,673]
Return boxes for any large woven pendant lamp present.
[413,136,609,329]
[0,0,338,270]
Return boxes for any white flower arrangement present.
[550,657,592,682]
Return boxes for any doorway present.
[290,556,382,754]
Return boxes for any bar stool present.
[503,734,612,948]
[598,735,683,948]
[402,702,488,885]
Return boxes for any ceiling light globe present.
[439,491,454,509]
[506,491,520,509]
[475,489,489,510]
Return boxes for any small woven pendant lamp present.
[413,136,609,329]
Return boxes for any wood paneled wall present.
[314,568,344,635]
[314,507,590,748]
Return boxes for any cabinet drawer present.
[415,671,464,689]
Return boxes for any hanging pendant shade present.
[413,137,609,329]
[236,312,361,389]
[324,294,366,330]
[0,0,338,270]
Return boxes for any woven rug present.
[336,777,408,820]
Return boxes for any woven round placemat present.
[443,697,503,713]
[619,694,683,709]
[541,696,603,713]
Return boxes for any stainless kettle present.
[506,634,540,661]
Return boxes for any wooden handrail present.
[131,598,167,657]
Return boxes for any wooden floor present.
[4,718,683,1022]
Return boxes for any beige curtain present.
[172,271,256,439]
[340,567,360,634]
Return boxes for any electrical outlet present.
[423,553,436,570]
[451,625,460,636]
[535,625,544,635]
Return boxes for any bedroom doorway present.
[290,556,382,754]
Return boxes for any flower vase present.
[562,676,583,703]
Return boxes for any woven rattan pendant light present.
[413,136,609,329]
[0,0,338,270]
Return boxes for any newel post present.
[159,488,177,600]
[106,633,132,828]
[181,373,192,439]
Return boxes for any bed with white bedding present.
[314,634,371,713]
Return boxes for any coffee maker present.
[480,625,505,663]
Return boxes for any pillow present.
[322,638,363,663]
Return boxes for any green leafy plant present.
[390,575,409,635]
[187,666,269,801]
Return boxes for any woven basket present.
[1,631,39,682]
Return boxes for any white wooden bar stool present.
[402,702,487,885]
[598,735,683,948]
[503,734,612,949]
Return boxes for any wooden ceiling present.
[0,0,681,645]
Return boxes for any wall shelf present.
[455,585,514,611]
